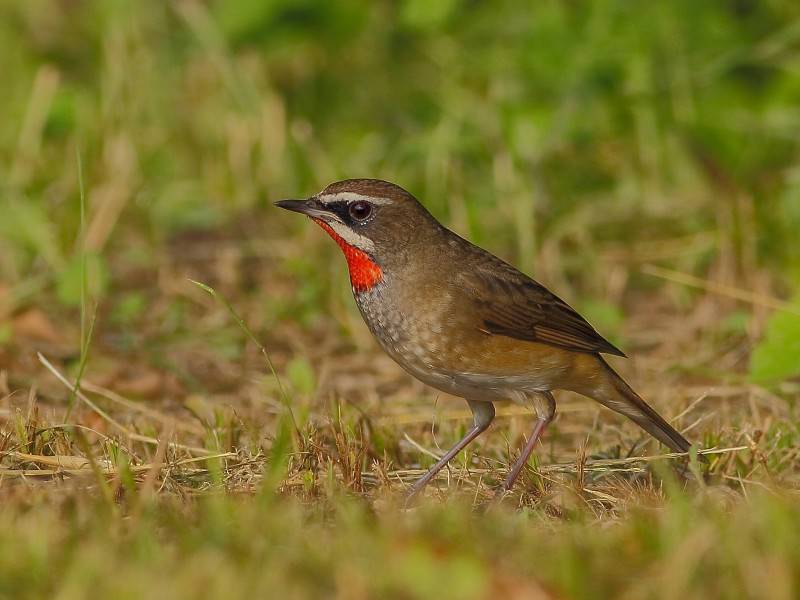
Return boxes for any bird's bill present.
[274,198,335,221]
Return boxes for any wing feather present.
[458,261,625,357]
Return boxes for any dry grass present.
[2,258,797,503]
[1,282,799,599]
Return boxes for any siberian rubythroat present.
[276,179,693,500]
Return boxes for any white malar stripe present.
[325,220,376,253]
[317,192,394,206]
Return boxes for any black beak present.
[274,198,336,222]
[274,198,317,215]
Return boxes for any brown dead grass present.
[1,283,796,513]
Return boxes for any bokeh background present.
[1,2,800,599]
[3,1,800,379]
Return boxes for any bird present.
[276,179,694,500]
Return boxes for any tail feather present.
[594,357,691,454]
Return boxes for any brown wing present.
[456,257,625,357]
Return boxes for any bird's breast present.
[353,281,503,398]
[353,282,449,381]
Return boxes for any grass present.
[2,1,800,598]
[2,486,799,599]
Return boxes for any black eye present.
[348,201,373,222]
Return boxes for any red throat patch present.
[312,219,383,292]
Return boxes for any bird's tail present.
[588,357,692,454]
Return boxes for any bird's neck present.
[312,219,383,292]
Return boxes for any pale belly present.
[353,284,561,402]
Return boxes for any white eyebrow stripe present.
[317,192,394,206]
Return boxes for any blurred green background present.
[2,0,800,379]
[2,4,800,599]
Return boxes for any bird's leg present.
[404,400,495,504]
[502,391,556,491]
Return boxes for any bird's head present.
[275,179,438,292]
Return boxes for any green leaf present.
[56,252,109,306]
[579,299,625,349]
[0,198,63,269]
[111,292,146,325]
[750,301,800,384]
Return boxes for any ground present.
[1,221,798,599]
